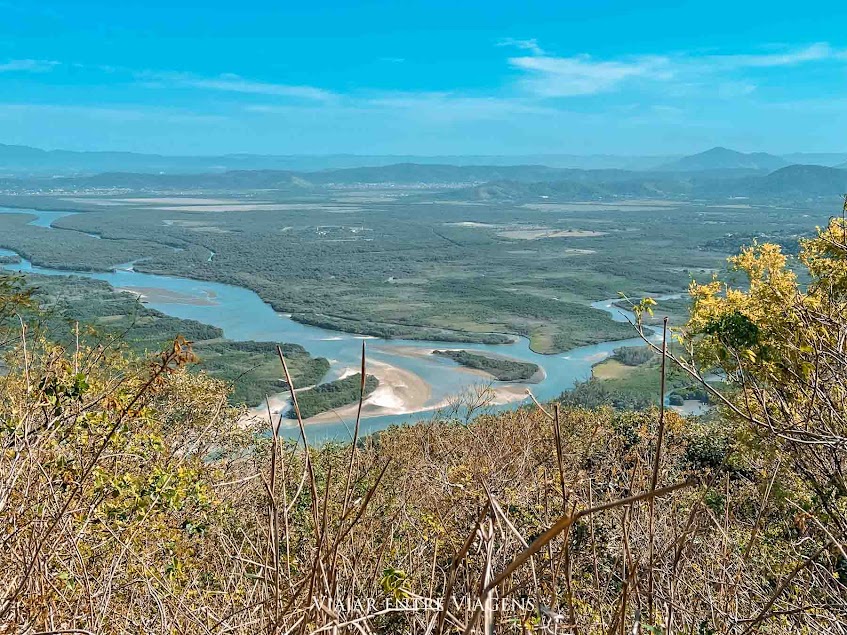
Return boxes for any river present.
[0,206,662,441]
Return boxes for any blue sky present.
[1,0,846,155]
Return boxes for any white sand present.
[304,359,432,424]
[240,358,433,428]
[498,228,607,240]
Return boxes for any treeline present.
[433,349,540,381]
[194,341,329,406]
[563,344,692,411]
[668,384,713,405]
[23,273,222,348]
[288,373,379,419]
[291,312,513,345]
[0,213,168,271]
[559,378,655,411]
[606,344,715,407]
[18,273,329,407]
[610,345,656,366]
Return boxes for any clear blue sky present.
[2,0,846,155]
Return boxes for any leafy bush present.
[559,378,654,411]
[611,345,656,366]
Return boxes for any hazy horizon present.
[3,141,847,161]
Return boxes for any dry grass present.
[0,272,844,634]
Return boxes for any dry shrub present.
[1,330,843,633]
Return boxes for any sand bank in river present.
[240,358,434,428]
[303,359,432,424]
[375,345,537,407]
[379,345,547,385]
[240,349,533,430]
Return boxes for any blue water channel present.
[0,206,663,441]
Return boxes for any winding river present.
[0,206,663,441]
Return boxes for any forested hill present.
[437,164,847,203]
[655,146,788,171]
[748,164,847,197]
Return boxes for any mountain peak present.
[659,147,787,172]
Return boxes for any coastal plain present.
[0,172,834,427]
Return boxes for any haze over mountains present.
[3,143,847,177]
[0,143,679,176]
[656,147,789,172]
[1,144,846,204]
[433,164,847,203]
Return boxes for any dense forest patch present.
[432,349,541,381]
[289,372,379,419]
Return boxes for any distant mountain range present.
[3,142,847,177]
[437,164,847,203]
[20,161,841,203]
[7,165,636,190]
[0,143,677,176]
[742,164,847,198]
[656,147,789,172]
[1,143,845,203]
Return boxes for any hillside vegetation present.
[17,273,330,406]
[1,214,846,633]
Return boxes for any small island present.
[433,349,542,382]
[288,373,379,419]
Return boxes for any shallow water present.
[0,206,661,441]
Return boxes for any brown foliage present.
[1,281,845,633]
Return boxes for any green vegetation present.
[559,378,654,410]
[433,349,540,381]
[587,352,673,407]
[19,273,329,407]
[2,218,847,632]
[289,372,378,419]
[563,343,714,411]
[291,312,512,344]
[0,210,170,270]
[4,182,817,354]
[668,384,713,404]
[192,341,329,406]
[667,392,685,406]
[24,273,221,347]
[612,296,692,326]
[609,344,656,366]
